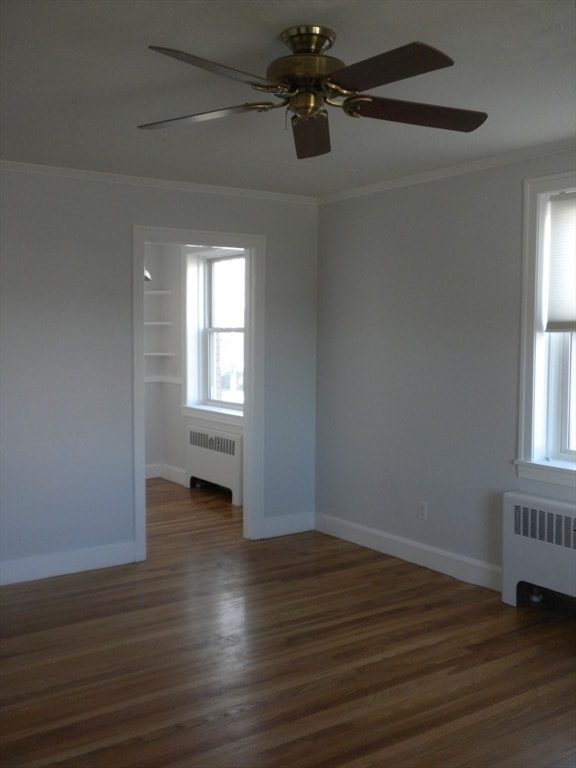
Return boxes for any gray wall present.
[1,148,574,586]
[0,166,317,579]
[315,149,575,584]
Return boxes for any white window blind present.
[546,191,576,331]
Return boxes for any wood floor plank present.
[1,479,574,767]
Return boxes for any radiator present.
[186,429,243,505]
[502,492,576,606]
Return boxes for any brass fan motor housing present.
[266,26,348,119]
[266,54,346,89]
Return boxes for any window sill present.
[182,404,243,429]
[515,459,576,487]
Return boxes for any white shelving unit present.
[144,290,181,383]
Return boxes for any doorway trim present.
[133,225,266,559]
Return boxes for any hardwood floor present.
[1,478,575,767]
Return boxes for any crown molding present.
[2,139,574,205]
[318,140,576,205]
[0,160,317,206]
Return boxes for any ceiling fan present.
[138,25,487,159]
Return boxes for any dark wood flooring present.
[1,478,574,767]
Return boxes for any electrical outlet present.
[418,500,428,520]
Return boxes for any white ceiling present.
[1,0,574,198]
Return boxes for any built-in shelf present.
[144,321,174,326]
[144,282,179,382]
[145,376,182,384]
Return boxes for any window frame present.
[516,171,576,486]
[183,245,247,422]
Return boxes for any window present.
[206,256,245,405]
[185,246,246,413]
[517,172,576,485]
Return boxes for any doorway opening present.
[133,226,266,560]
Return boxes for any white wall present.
[143,241,184,479]
[0,164,317,583]
[145,381,163,470]
[315,149,576,590]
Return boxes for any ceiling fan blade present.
[149,46,275,88]
[346,95,487,132]
[138,102,279,130]
[292,113,331,159]
[329,42,453,92]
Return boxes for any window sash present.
[206,329,244,406]
[564,333,576,454]
[204,256,245,407]
[546,332,576,461]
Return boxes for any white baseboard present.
[0,541,141,586]
[160,465,188,486]
[246,511,314,539]
[146,464,188,487]
[315,513,501,592]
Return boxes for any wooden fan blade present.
[149,46,274,88]
[138,102,278,129]
[329,42,453,92]
[292,113,331,159]
[346,96,487,132]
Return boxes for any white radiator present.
[502,492,576,606]
[186,429,243,506]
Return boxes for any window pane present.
[211,258,245,328]
[569,334,576,452]
[209,331,244,404]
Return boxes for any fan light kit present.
[138,25,487,159]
